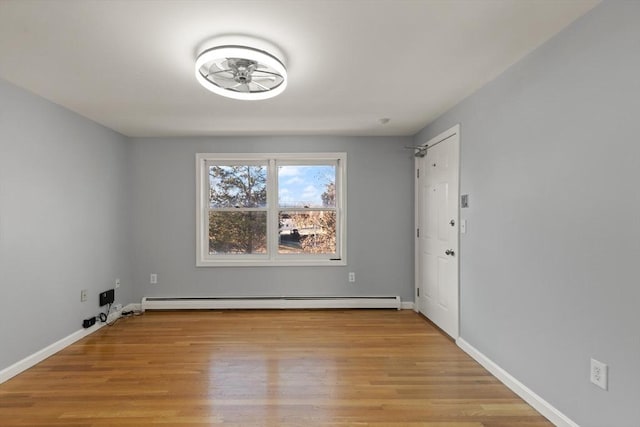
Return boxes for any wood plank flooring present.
[0,310,552,426]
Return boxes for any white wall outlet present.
[150,273,158,284]
[590,358,608,390]
[348,272,355,283]
[115,278,120,288]
[113,303,123,312]
[80,289,88,302]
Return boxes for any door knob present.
[445,249,455,256]
[449,219,455,226]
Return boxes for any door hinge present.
[417,168,420,178]
[417,288,420,297]
[416,228,420,238]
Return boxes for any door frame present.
[414,124,460,338]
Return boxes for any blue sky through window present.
[278,165,335,208]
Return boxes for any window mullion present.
[277,207,336,212]
[268,159,278,260]
[209,207,268,212]
[335,159,342,259]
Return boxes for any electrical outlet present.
[113,303,123,312]
[80,289,88,302]
[348,272,355,283]
[590,358,608,390]
[150,273,158,284]
[115,278,120,288]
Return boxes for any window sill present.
[196,258,347,267]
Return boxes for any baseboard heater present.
[141,296,401,311]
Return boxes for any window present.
[196,153,346,266]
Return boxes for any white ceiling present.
[0,0,599,138]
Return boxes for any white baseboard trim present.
[0,306,128,385]
[401,301,415,310]
[106,308,122,323]
[456,338,579,427]
[141,296,402,311]
[0,322,102,384]
[122,303,141,313]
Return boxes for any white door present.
[416,125,459,338]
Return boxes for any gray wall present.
[128,136,414,302]
[414,2,639,425]
[0,79,132,370]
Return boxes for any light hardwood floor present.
[0,310,552,426]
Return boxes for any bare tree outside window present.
[208,165,267,254]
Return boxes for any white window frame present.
[196,152,347,267]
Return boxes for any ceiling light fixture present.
[195,45,287,101]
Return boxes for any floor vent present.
[141,296,401,311]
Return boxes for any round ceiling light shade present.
[195,45,287,101]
